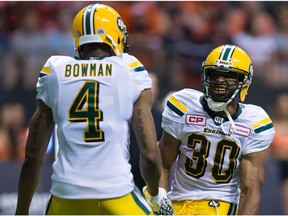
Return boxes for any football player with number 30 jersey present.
[159,45,275,215]
[15,4,171,215]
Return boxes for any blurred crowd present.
[0,1,287,162]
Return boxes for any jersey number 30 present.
[68,81,105,142]
[185,133,240,183]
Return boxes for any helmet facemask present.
[201,67,250,112]
[201,45,253,112]
[123,31,129,53]
[203,68,246,100]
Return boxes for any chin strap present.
[224,108,236,133]
[207,98,236,134]
[206,86,240,134]
[207,98,231,112]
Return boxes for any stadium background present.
[0,1,287,214]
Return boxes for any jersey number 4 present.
[185,133,240,183]
[68,81,105,142]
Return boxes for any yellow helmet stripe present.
[167,96,187,117]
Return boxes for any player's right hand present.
[142,186,174,215]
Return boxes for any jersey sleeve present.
[36,57,53,107]
[242,107,275,155]
[122,54,152,101]
[162,91,187,140]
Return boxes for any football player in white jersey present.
[15,3,170,215]
[158,44,275,215]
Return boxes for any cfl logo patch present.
[186,114,206,126]
[97,28,105,35]
[214,116,224,124]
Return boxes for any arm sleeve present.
[36,57,54,107]
[161,116,184,140]
[242,109,275,155]
[161,91,187,140]
[124,55,152,101]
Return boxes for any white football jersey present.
[162,88,275,204]
[36,53,152,199]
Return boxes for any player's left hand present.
[142,186,174,215]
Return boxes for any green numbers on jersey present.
[185,133,240,183]
[68,81,105,142]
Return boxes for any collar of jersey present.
[200,96,242,123]
[74,56,107,60]
[89,56,107,60]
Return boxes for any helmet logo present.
[117,17,126,32]
[216,59,232,68]
[97,28,105,35]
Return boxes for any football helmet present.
[72,4,129,56]
[201,44,253,112]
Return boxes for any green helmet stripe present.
[222,46,232,61]
[220,45,236,61]
[84,5,92,34]
[92,6,96,34]
[85,4,99,35]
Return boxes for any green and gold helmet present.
[202,44,253,103]
[72,3,129,56]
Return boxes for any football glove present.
[142,186,174,215]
